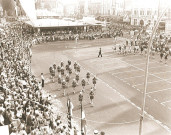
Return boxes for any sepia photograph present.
[0,0,171,134]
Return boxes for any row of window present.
[133,10,156,16]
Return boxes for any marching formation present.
[113,31,170,64]
[48,60,97,107]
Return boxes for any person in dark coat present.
[98,48,102,57]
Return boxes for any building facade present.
[131,8,158,26]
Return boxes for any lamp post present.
[139,6,169,135]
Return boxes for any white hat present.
[94,130,98,134]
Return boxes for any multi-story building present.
[131,8,158,26]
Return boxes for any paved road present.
[31,38,171,135]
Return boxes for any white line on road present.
[153,71,171,75]
[161,100,171,104]
[154,99,159,102]
[146,88,171,94]
[133,80,163,87]
[112,69,141,75]
[72,56,171,133]
[123,75,145,80]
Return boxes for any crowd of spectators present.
[0,22,79,135]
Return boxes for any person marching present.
[51,67,55,83]
[74,62,77,73]
[65,74,70,88]
[164,51,169,64]
[98,48,102,57]
[89,88,95,107]
[62,79,66,96]
[49,66,53,81]
[86,72,90,84]
[53,63,57,76]
[72,79,77,94]
[79,91,83,106]
[57,74,62,91]
[41,73,44,88]
[92,76,97,90]
[81,78,86,92]
[75,73,79,85]
[57,65,61,75]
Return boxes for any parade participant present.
[51,67,55,83]
[77,64,81,74]
[57,75,62,91]
[65,74,70,88]
[92,77,97,90]
[74,62,77,73]
[86,72,90,84]
[75,73,79,85]
[89,88,94,106]
[41,73,44,88]
[164,51,169,64]
[72,79,77,94]
[81,79,86,92]
[62,79,66,96]
[53,63,57,76]
[61,67,65,78]
[79,91,83,106]
[98,48,102,57]
[68,67,72,77]
[49,66,53,79]
[65,64,69,73]
[68,60,71,66]
[160,48,164,62]
[61,61,64,67]
[57,65,61,75]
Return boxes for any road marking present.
[153,70,171,75]
[123,75,145,80]
[70,55,171,133]
[161,100,171,104]
[112,69,141,75]
[137,89,140,91]
[132,80,163,87]
[161,103,166,107]
[146,88,171,94]
[147,95,151,98]
[154,99,159,102]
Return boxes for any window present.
[134,19,137,25]
[147,10,151,15]
[134,10,138,15]
[140,10,144,15]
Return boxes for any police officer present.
[98,48,102,57]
